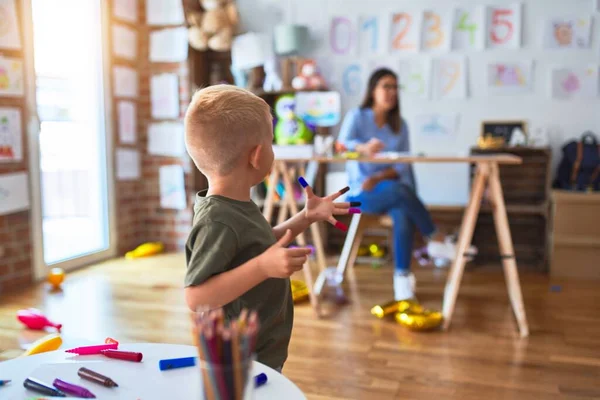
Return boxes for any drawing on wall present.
[113,66,138,98]
[398,59,431,99]
[116,148,140,181]
[338,62,364,97]
[0,107,22,162]
[0,172,29,216]
[415,113,459,137]
[330,16,357,55]
[486,3,522,49]
[0,56,24,97]
[543,16,593,49]
[390,11,422,53]
[421,10,452,51]
[487,62,534,95]
[112,25,137,60]
[295,91,341,127]
[358,15,386,55]
[452,6,485,50]
[113,0,138,22]
[551,66,599,99]
[118,101,137,144]
[432,56,467,99]
[0,0,21,50]
[151,73,179,119]
[159,165,186,210]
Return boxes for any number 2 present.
[457,12,477,45]
[491,9,513,44]
[392,13,415,50]
[424,12,444,48]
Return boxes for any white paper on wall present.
[146,0,184,25]
[0,107,22,162]
[421,10,453,52]
[487,61,534,95]
[117,101,137,144]
[330,16,358,56]
[389,11,422,53]
[551,66,599,99]
[151,73,179,119]
[543,16,593,49]
[486,3,522,49]
[452,6,485,50]
[398,59,431,99]
[116,148,140,181]
[148,122,186,157]
[113,66,138,98]
[432,56,467,100]
[0,172,29,215]
[112,25,137,60]
[0,0,21,50]
[0,56,24,97]
[414,113,460,137]
[113,0,138,22]
[159,165,186,210]
[150,27,189,62]
[358,15,387,55]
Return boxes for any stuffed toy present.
[274,95,314,145]
[188,0,239,52]
[291,60,327,90]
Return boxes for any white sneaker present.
[427,238,478,261]
[394,272,416,301]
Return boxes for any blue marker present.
[298,177,309,188]
[254,373,268,388]
[158,357,196,371]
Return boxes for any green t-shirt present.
[185,191,294,369]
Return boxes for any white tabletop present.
[0,343,306,399]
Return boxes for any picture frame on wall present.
[480,120,528,147]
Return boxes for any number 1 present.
[362,17,379,52]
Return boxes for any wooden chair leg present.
[442,163,489,331]
[488,162,529,338]
[263,165,280,222]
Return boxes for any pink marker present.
[66,343,118,355]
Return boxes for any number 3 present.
[424,12,444,48]
[491,9,513,44]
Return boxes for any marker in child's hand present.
[339,186,350,195]
[298,177,309,188]
[350,201,361,207]
[349,208,361,214]
[335,221,349,232]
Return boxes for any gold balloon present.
[370,299,417,319]
[291,280,309,303]
[395,308,443,331]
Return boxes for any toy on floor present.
[291,280,309,304]
[125,242,164,259]
[47,267,65,289]
[17,308,62,332]
[370,299,443,331]
[22,333,62,356]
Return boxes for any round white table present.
[0,343,305,399]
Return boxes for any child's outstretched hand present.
[257,230,312,278]
[299,177,361,232]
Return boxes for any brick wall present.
[0,1,34,293]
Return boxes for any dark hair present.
[360,68,401,133]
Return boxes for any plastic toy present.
[17,308,62,331]
[291,60,326,90]
[125,242,164,259]
[291,280,309,304]
[274,95,314,145]
[47,267,65,289]
[22,333,63,356]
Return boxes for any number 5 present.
[491,9,513,44]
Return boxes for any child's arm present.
[185,229,310,310]
[271,180,360,240]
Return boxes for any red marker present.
[65,343,118,355]
[335,221,348,232]
[101,349,143,362]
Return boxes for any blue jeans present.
[347,180,436,273]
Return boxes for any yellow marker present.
[22,333,62,356]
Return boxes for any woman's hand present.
[357,138,385,157]
[362,177,378,192]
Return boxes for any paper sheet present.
[330,16,358,55]
[295,92,341,127]
[146,0,184,25]
[543,16,593,49]
[160,165,186,210]
[398,59,431,99]
[358,15,387,55]
[113,66,138,98]
[414,113,460,137]
[0,172,29,216]
[231,33,271,70]
[432,56,467,99]
[487,61,534,95]
[0,0,21,50]
[0,107,22,162]
[117,101,137,144]
[0,56,24,97]
[421,10,452,52]
[486,3,522,49]
[336,61,366,98]
[389,11,422,53]
[151,73,179,119]
[116,148,140,180]
[150,27,189,62]
[148,122,185,157]
[112,24,137,60]
[551,66,599,99]
[452,6,485,50]
[113,0,138,22]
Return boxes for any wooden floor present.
[1,254,600,399]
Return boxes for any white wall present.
[238,0,600,205]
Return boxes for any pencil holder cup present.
[198,356,255,400]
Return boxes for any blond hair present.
[184,85,271,176]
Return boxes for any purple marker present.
[53,378,96,398]
[298,177,309,188]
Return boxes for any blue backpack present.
[554,132,600,192]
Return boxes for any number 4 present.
[457,12,476,45]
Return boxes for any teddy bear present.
[187,0,239,52]
[291,60,327,90]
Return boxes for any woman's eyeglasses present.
[378,84,403,91]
